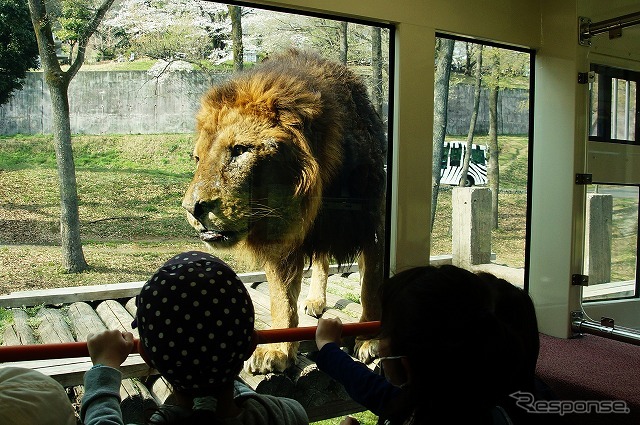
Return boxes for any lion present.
[182,49,387,374]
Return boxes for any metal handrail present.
[579,12,640,46]
[571,311,640,346]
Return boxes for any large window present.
[431,35,533,287]
[0,2,393,294]
[584,63,640,302]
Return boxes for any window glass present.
[1,2,392,294]
[583,184,639,301]
[431,36,532,281]
[589,64,639,143]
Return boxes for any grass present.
[0,132,533,292]
[312,411,378,425]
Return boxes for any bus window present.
[471,146,486,163]
[441,145,450,169]
[450,146,462,167]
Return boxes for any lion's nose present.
[183,199,220,224]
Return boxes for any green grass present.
[0,133,534,293]
[311,411,378,425]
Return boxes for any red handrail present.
[0,321,380,363]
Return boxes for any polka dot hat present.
[132,251,255,391]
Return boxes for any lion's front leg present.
[354,232,384,364]
[245,254,303,374]
[302,252,329,317]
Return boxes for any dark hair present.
[378,265,524,424]
[476,272,540,392]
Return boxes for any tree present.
[338,21,347,64]
[28,0,115,272]
[431,37,455,227]
[228,4,243,71]
[102,0,229,67]
[0,0,39,105]
[488,84,499,228]
[371,26,383,117]
[482,46,529,229]
[459,44,483,187]
[54,0,93,64]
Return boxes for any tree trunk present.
[460,45,483,187]
[228,5,243,72]
[48,78,87,272]
[371,27,383,117]
[339,21,348,64]
[431,37,455,228]
[488,85,500,229]
[28,0,115,272]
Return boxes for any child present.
[315,265,525,425]
[0,366,77,425]
[81,251,308,425]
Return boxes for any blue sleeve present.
[81,365,125,425]
[315,342,401,415]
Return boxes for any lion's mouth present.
[199,230,235,243]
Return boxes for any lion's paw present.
[354,338,379,364]
[302,297,326,318]
[245,345,294,374]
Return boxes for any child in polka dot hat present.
[80,251,308,425]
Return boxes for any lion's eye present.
[231,144,249,157]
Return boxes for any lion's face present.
[182,106,319,253]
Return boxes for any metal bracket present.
[575,173,593,185]
[579,16,592,46]
[572,274,589,286]
[571,310,585,336]
[578,71,595,85]
[601,317,615,328]
[578,72,589,84]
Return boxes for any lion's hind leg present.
[302,253,329,317]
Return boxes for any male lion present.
[182,49,386,374]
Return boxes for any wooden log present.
[254,373,296,399]
[149,376,174,405]
[120,378,158,424]
[1,354,156,388]
[2,309,36,346]
[290,355,368,422]
[0,266,357,309]
[96,300,139,338]
[35,308,75,344]
[125,297,137,317]
[67,302,107,342]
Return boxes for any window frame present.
[589,63,640,144]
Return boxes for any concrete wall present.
[0,71,228,135]
[446,85,529,135]
[0,70,529,136]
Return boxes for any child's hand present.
[315,317,343,350]
[87,329,134,370]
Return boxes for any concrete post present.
[452,187,492,268]
[585,193,612,284]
